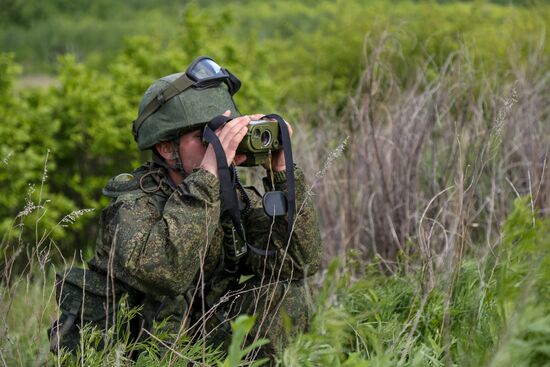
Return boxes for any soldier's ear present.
[154,141,174,161]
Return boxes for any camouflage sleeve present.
[99,169,221,297]
[244,166,322,280]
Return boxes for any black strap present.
[263,113,296,238]
[202,113,295,253]
[247,243,277,256]
[49,297,82,352]
[202,115,247,241]
[132,74,196,140]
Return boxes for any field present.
[1,0,550,365]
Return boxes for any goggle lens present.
[185,57,241,95]
[188,58,225,81]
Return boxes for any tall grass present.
[278,30,549,366]
[281,196,550,366]
[297,33,550,269]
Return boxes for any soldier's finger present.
[223,124,248,152]
[218,115,249,134]
[227,115,252,127]
[221,136,246,164]
[285,120,293,137]
[212,110,238,135]
[234,154,247,166]
[217,123,248,160]
[217,116,249,143]
[249,114,264,120]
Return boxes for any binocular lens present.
[261,130,272,147]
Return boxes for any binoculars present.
[237,119,282,166]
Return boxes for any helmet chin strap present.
[170,140,187,176]
[152,140,188,178]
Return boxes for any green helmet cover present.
[135,72,240,150]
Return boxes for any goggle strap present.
[226,70,241,95]
[132,74,195,140]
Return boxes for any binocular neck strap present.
[202,115,246,240]
[202,113,296,245]
[262,114,296,239]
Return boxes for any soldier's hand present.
[201,111,264,177]
[262,119,293,172]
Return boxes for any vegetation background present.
[1,0,550,365]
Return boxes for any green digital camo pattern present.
[91,163,322,354]
[244,169,321,279]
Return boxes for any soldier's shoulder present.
[102,163,167,200]
[102,172,140,198]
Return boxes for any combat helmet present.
[133,56,241,150]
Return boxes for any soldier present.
[51,56,322,362]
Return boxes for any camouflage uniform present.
[50,58,322,360]
[90,161,321,356]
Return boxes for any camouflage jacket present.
[90,163,322,331]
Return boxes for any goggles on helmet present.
[186,57,241,94]
[132,56,241,140]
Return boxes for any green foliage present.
[0,52,139,260]
[52,303,270,366]
[486,198,550,366]
[282,198,550,366]
[220,315,270,367]
[0,268,57,365]
[0,54,84,256]
[55,296,143,366]
[52,297,226,366]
